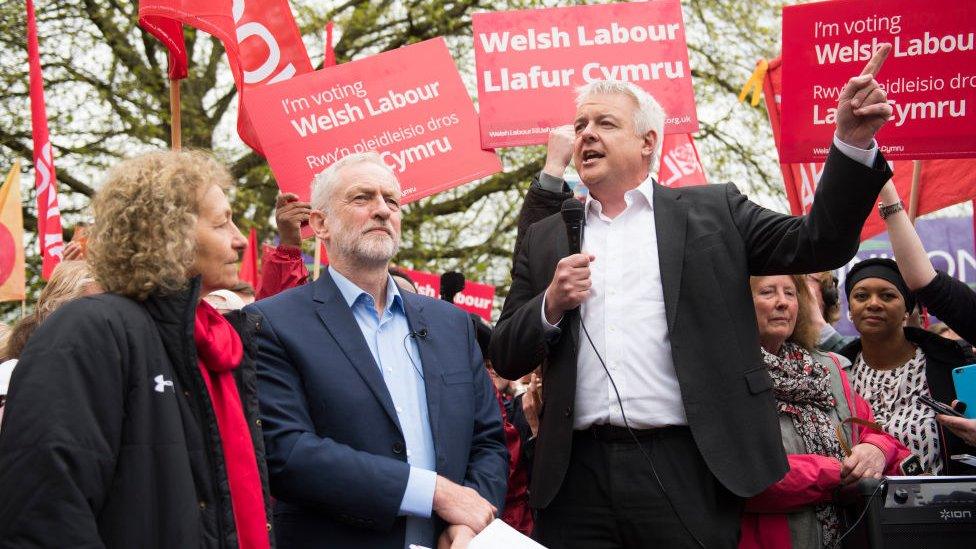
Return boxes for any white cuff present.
[833,134,878,168]
[540,290,563,333]
[398,467,437,518]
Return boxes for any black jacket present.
[491,146,891,507]
[916,270,976,346]
[0,279,273,548]
[839,327,976,474]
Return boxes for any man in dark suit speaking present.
[246,152,507,549]
[489,47,896,547]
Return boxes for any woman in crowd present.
[838,256,976,474]
[0,150,273,548]
[2,260,99,361]
[740,274,907,549]
[875,180,976,448]
[0,260,98,430]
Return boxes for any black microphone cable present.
[834,478,886,548]
[578,317,706,549]
[566,207,705,548]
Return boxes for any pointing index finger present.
[860,43,892,77]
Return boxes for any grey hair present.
[575,80,666,167]
[309,152,399,214]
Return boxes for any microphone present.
[561,198,584,255]
[410,328,429,340]
[439,271,466,303]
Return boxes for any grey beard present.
[334,231,399,266]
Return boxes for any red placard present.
[781,0,976,162]
[473,1,698,148]
[658,133,707,188]
[764,55,976,240]
[405,269,495,322]
[243,38,501,204]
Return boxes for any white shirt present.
[546,174,688,429]
[540,135,878,430]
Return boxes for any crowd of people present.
[1,44,975,549]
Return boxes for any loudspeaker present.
[841,476,976,548]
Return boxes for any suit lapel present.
[653,183,689,331]
[312,273,403,433]
[402,294,442,454]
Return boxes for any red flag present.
[324,21,336,67]
[139,15,187,79]
[318,241,329,266]
[658,133,707,188]
[760,56,976,240]
[26,0,64,280]
[138,0,313,153]
[238,227,260,288]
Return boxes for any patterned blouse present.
[851,347,944,474]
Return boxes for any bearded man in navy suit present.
[246,152,507,549]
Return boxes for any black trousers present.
[535,427,743,548]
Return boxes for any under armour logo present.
[154,375,174,393]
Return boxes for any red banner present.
[658,133,707,188]
[238,227,260,289]
[243,38,502,205]
[405,269,495,322]
[780,0,976,162]
[763,56,976,240]
[26,0,64,280]
[138,0,313,153]
[139,13,187,80]
[473,0,698,148]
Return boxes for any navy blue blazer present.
[244,272,508,548]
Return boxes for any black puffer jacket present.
[839,327,976,474]
[0,278,273,548]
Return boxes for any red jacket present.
[739,364,910,549]
[256,245,308,300]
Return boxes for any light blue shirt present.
[330,267,437,548]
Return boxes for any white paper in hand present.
[469,519,547,549]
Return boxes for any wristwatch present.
[878,200,904,220]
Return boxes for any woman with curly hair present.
[739,274,908,549]
[0,150,272,549]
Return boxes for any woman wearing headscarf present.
[876,180,976,445]
[839,257,976,474]
[0,150,273,548]
[740,274,907,549]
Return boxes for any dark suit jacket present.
[245,272,508,548]
[489,146,892,508]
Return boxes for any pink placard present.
[781,0,976,162]
[406,269,495,321]
[473,1,699,148]
[244,38,502,204]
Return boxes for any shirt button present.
[386,367,393,374]
[396,406,403,413]
[266,523,272,532]
[198,501,207,510]
[393,442,405,454]
[255,419,262,427]
[407,449,413,457]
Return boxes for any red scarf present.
[194,301,270,549]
